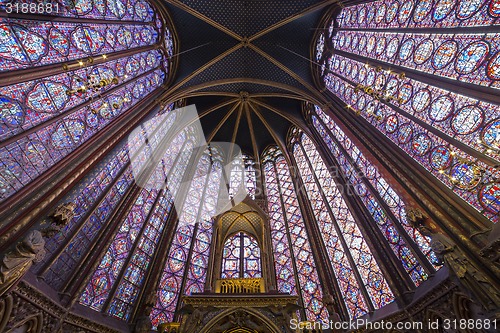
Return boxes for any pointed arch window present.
[290,130,395,318]
[228,153,257,199]
[263,146,329,322]
[310,105,441,287]
[38,149,134,289]
[79,115,195,319]
[221,232,261,279]
[150,145,224,328]
[317,3,500,223]
[33,103,175,290]
[0,0,174,204]
[243,154,257,199]
[229,157,244,199]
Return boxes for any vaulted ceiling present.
[159,0,337,156]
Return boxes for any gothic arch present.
[198,307,283,333]
[217,200,267,244]
[211,199,275,289]
[0,295,13,332]
[4,313,43,333]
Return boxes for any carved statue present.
[180,305,217,333]
[1,229,48,297]
[322,294,335,314]
[480,222,500,264]
[50,202,77,225]
[405,207,500,312]
[0,203,75,297]
[405,207,427,226]
[418,226,500,312]
[264,303,301,333]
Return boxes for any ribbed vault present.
[157,0,336,157]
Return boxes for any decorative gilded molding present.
[215,278,265,294]
[158,322,181,333]
[480,239,500,264]
[0,294,13,332]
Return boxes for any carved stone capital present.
[50,202,77,226]
[405,207,428,229]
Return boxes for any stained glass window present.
[263,146,328,322]
[332,31,499,89]
[311,105,441,286]
[34,100,175,290]
[337,0,499,29]
[228,157,244,199]
[80,115,194,316]
[79,187,159,311]
[228,153,257,199]
[182,149,223,296]
[0,2,173,204]
[221,232,261,278]
[290,129,395,318]
[35,144,133,289]
[151,146,224,328]
[243,154,258,199]
[319,2,500,223]
[0,20,159,72]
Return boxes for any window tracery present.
[150,146,224,328]
[228,153,257,199]
[338,0,499,29]
[38,146,133,289]
[319,1,500,223]
[290,130,395,318]
[80,119,193,317]
[263,147,329,322]
[221,232,261,278]
[0,1,173,204]
[310,105,441,286]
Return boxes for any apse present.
[0,1,498,333]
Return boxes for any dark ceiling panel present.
[165,4,239,84]
[196,82,293,94]
[252,10,327,88]
[178,47,306,91]
[252,105,294,150]
[188,96,238,143]
[233,111,253,156]
[208,107,239,143]
[257,97,305,124]
[164,1,331,154]
[177,0,323,37]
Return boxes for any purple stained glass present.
[151,147,223,329]
[221,232,261,278]
[0,18,160,72]
[79,188,159,311]
[301,134,395,308]
[264,148,329,322]
[291,137,369,318]
[337,0,498,29]
[0,0,176,321]
[323,72,500,223]
[312,106,440,273]
[331,30,500,89]
[0,69,165,203]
